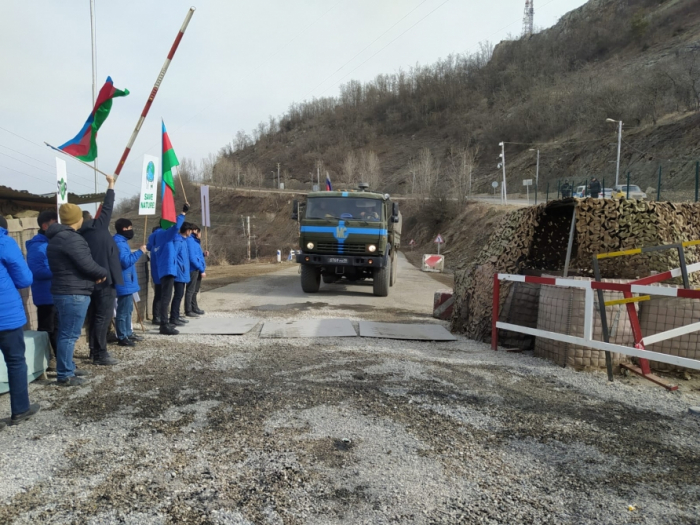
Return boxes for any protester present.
[0,216,40,428]
[113,219,146,347]
[47,204,107,386]
[185,225,206,317]
[26,210,59,366]
[80,175,122,366]
[171,222,193,325]
[147,226,162,325]
[153,206,188,335]
[589,177,602,199]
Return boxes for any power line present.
[0,151,94,191]
[302,0,432,99]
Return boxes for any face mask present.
[122,230,135,240]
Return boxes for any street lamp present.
[529,148,540,205]
[498,142,507,205]
[606,118,622,186]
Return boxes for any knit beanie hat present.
[59,203,82,226]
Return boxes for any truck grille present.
[316,242,367,254]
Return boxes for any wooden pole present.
[113,7,196,180]
[45,143,114,179]
[143,216,148,245]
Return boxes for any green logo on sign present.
[57,178,67,201]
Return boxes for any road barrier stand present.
[492,243,700,389]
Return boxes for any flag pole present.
[113,7,195,181]
[143,216,148,245]
[45,142,114,180]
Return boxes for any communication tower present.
[522,0,534,37]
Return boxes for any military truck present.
[292,184,401,296]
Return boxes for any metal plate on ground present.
[260,319,357,338]
[359,321,456,341]
[146,317,260,335]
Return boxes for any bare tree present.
[359,150,381,189]
[449,145,480,202]
[414,147,436,198]
[342,151,358,184]
[178,157,198,182]
[246,163,263,188]
[234,130,250,151]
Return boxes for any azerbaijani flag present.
[58,77,129,161]
[160,120,179,229]
[326,174,332,191]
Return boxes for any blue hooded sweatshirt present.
[186,234,206,273]
[146,229,160,285]
[154,214,186,279]
[0,228,33,331]
[26,232,52,306]
[113,234,143,297]
[174,234,190,283]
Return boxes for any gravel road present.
[1,256,699,524]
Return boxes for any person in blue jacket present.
[0,216,40,429]
[184,225,206,317]
[113,219,146,347]
[153,205,188,335]
[147,225,161,325]
[26,210,58,360]
[170,221,193,325]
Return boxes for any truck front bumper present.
[296,253,387,268]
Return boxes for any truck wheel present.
[322,274,338,284]
[390,251,398,287]
[301,266,321,293]
[373,265,390,297]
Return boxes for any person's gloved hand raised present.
[182,202,190,213]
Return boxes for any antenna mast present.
[522,0,534,37]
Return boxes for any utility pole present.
[317,166,320,188]
[246,216,251,261]
[237,167,240,186]
[615,120,622,187]
[89,0,99,211]
[499,142,508,205]
[277,162,280,189]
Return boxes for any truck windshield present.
[306,197,382,221]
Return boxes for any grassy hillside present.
[204,0,699,198]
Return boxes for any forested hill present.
[203,0,700,198]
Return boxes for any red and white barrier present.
[422,254,445,273]
[433,290,454,320]
[492,273,700,371]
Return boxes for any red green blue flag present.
[160,120,180,229]
[58,76,129,161]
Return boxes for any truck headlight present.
[306,242,314,250]
[368,244,377,252]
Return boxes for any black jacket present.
[589,180,602,195]
[46,224,108,296]
[78,189,124,289]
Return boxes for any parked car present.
[601,188,614,199]
[612,184,647,199]
[573,185,586,198]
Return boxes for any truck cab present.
[293,184,401,296]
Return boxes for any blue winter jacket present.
[186,235,206,273]
[174,235,190,283]
[113,234,143,297]
[0,228,33,331]
[26,232,52,306]
[146,229,160,285]
[154,214,185,279]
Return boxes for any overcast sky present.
[0,0,587,203]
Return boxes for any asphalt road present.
[201,252,449,322]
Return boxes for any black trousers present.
[185,270,201,313]
[160,276,175,327]
[152,283,162,321]
[88,286,116,359]
[170,282,186,322]
[36,304,58,357]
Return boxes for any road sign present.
[523,179,533,186]
[422,254,445,273]
[491,181,498,188]
[434,234,444,244]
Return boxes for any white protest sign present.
[138,155,159,215]
[56,158,68,206]
[200,185,211,227]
